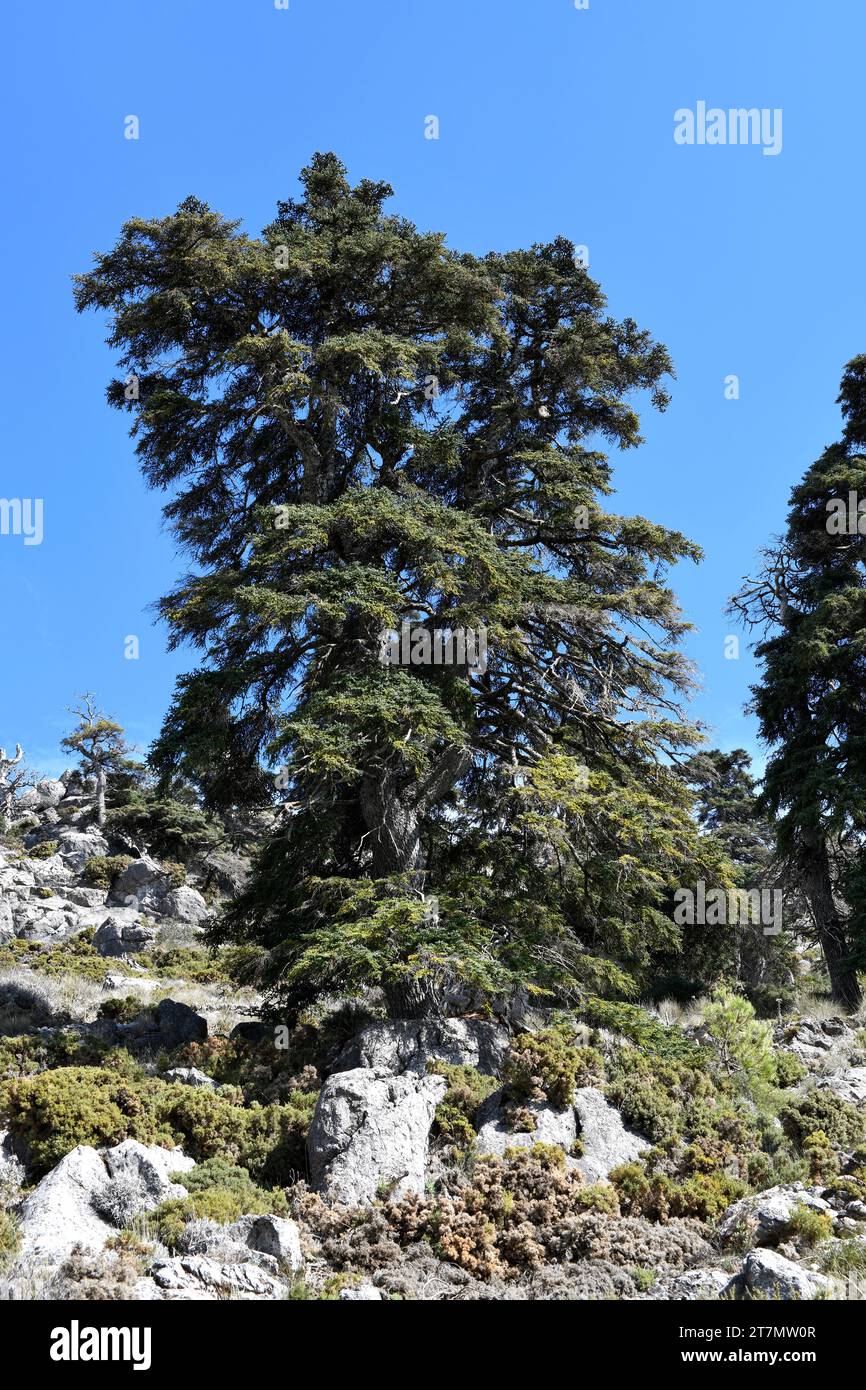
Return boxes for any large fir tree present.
[731,359,866,1008]
[76,153,723,1018]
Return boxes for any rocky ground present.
[3,777,866,1301]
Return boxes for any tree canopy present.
[76,152,735,1018]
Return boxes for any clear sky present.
[3,0,865,778]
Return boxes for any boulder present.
[335,1018,510,1078]
[741,1248,833,1300]
[309,1066,447,1206]
[57,829,110,872]
[0,1130,24,1190]
[109,856,170,911]
[161,886,210,925]
[16,1146,113,1261]
[473,1085,649,1181]
[148,1256,286,1300]
[103,1139,195,1202]
[573,1087,651,1183]
[0,979,58,1029]
[816,1068,866,1105]
[474,1091,577,1160]
[230,1021,273,1045]
[196,849,250,898]
[718,1184,833,1248]
[229,1214,304,1272]
[65,886,109,909]
[150,998,207,1048]
[26,854,75,891]
[659,1268,735,1300]
[93,915,160,958]
[0,899,13,943]
[340,1284,383,1300]
[164,1067,216,1089]
[16,1140,195,1265]
[35,779,65,808]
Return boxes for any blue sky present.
[3,0,865,778]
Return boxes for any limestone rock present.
[741,1248,834,1300]
[309,1066,447,1206]
[718,1184,833,1248]
[573,1087,651,1183]
[335,1018,509,1078]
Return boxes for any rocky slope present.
[2,778,866,1301]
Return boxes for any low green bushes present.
[147,1156,291,1248]
[0,1056,318,1182]
[429,1063,497,1147]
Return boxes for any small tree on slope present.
[62,695,133,829]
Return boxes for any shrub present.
[428,1064,497,1148]
[702,986,775,1088]
[97,996,144,1023]
[0,1063,318,1182]
[0,1210,19,1265]
[83,855,133,889]
[0,1031,116,1080]
[773,1052,806,1089]
[502,1026,592,1110]
[161,861,187,889]
[783,1202,834,1248]
[803,1130,837,1183]
[148,1156,290,1249]
[135,946,232,985]
[780,1090,866,1151]
[0,1066,170,1174]
[0,931,117,984]
[583,997,702,1063]
[611,1159,746,1223]
[28,840,58,860]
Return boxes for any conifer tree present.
[62,695,132,828]
[682,748,798,1010]
[731,359,866,1008]
[76,153,722,1017]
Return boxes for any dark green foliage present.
[582,997,702,1063]
[83,855,133,889]
[678,750,799,1010]
[779,1089,866,1150]
[97,996,144,1023]
[76,152,725,1019]
[106,791,224,864]
[730,358,866,1008]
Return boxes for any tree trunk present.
[382,976,444,1019]
[801,837,862,1010]
[96,767,107,827]
[358,745,472,1019]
